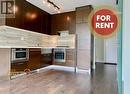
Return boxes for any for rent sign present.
[89,7,120,38]
[0,0,15,18]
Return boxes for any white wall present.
[95,38,104,62]
[95,36,118,64]
[122,0,130,93]
[104,35,118,64]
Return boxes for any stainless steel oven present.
[11,48,29,61]
[54,48,66,62]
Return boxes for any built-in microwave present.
[54,48,66,63]
[11,48,29,61]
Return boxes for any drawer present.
[11,61,28,71]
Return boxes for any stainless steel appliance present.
[11,48,29,61]
[54,48,66,63]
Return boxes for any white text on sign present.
[96,15,114,29]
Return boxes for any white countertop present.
[0,46,75,49]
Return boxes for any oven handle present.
[17,62,24,65]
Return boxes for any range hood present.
[58,31,69,36]
[57,30,75,48]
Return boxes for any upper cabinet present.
[23,1,51,34]
[6,0,24,29]
[51,11,76,35]
[6,0,51,34]
[5,0,76,35]
[76,5,92,23]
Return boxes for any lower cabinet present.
[41,54,52,67]
[28,48,42,71]
[28,48,52,71]
[11,48,53,72]
[11,61,28,72]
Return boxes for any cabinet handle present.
[17,63,24,65]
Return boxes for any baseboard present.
[104,63,117,65]
[0,75,10,82]
[44,65,90,74]
[96,62,117,65]
[11,65,90,79]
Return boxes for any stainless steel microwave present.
[11,48,29,61]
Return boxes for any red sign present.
[89,8,119,37]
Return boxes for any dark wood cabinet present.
[6,0,76,35]
[23,1,41,33]
[22,1,51,34]
[41,54,52,67]
[6,0,51,34]
[11,48,53,72]
[28,48,42,71]
[11,61,28,72]
[6,0,24,29]
[28,48,52,71]
[76,5,92,23]
[51,11,76,35]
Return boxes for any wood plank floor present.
[0,63,117,94]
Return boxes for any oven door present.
[15,51,27,60]
[54,48,66,62]
[12,49,29,61]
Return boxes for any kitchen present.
[0,0,119,94]
[0,26,76,79]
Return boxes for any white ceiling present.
[26,0,117,14]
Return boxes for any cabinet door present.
[76,5,92,23]
[28,48,42,71]
[76,23,91,70]
[51,12,76,35]
[6,0,51,34]
[41,54,52,67]
[11,61,28,72]
[23,1,51,34]
[76,8,84,23]
[6,0,24,28]
[77,49,90,70]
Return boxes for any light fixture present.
[47,3,51,7]
[54,7,57,11]
[43,0,61,13]
[43,0,46,4]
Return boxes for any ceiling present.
[26,0,117,14]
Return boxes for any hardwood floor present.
[0,63,117,94]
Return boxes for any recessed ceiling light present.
[47,3,51,7]
[54,7,58,11]
[43,0,46,4]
